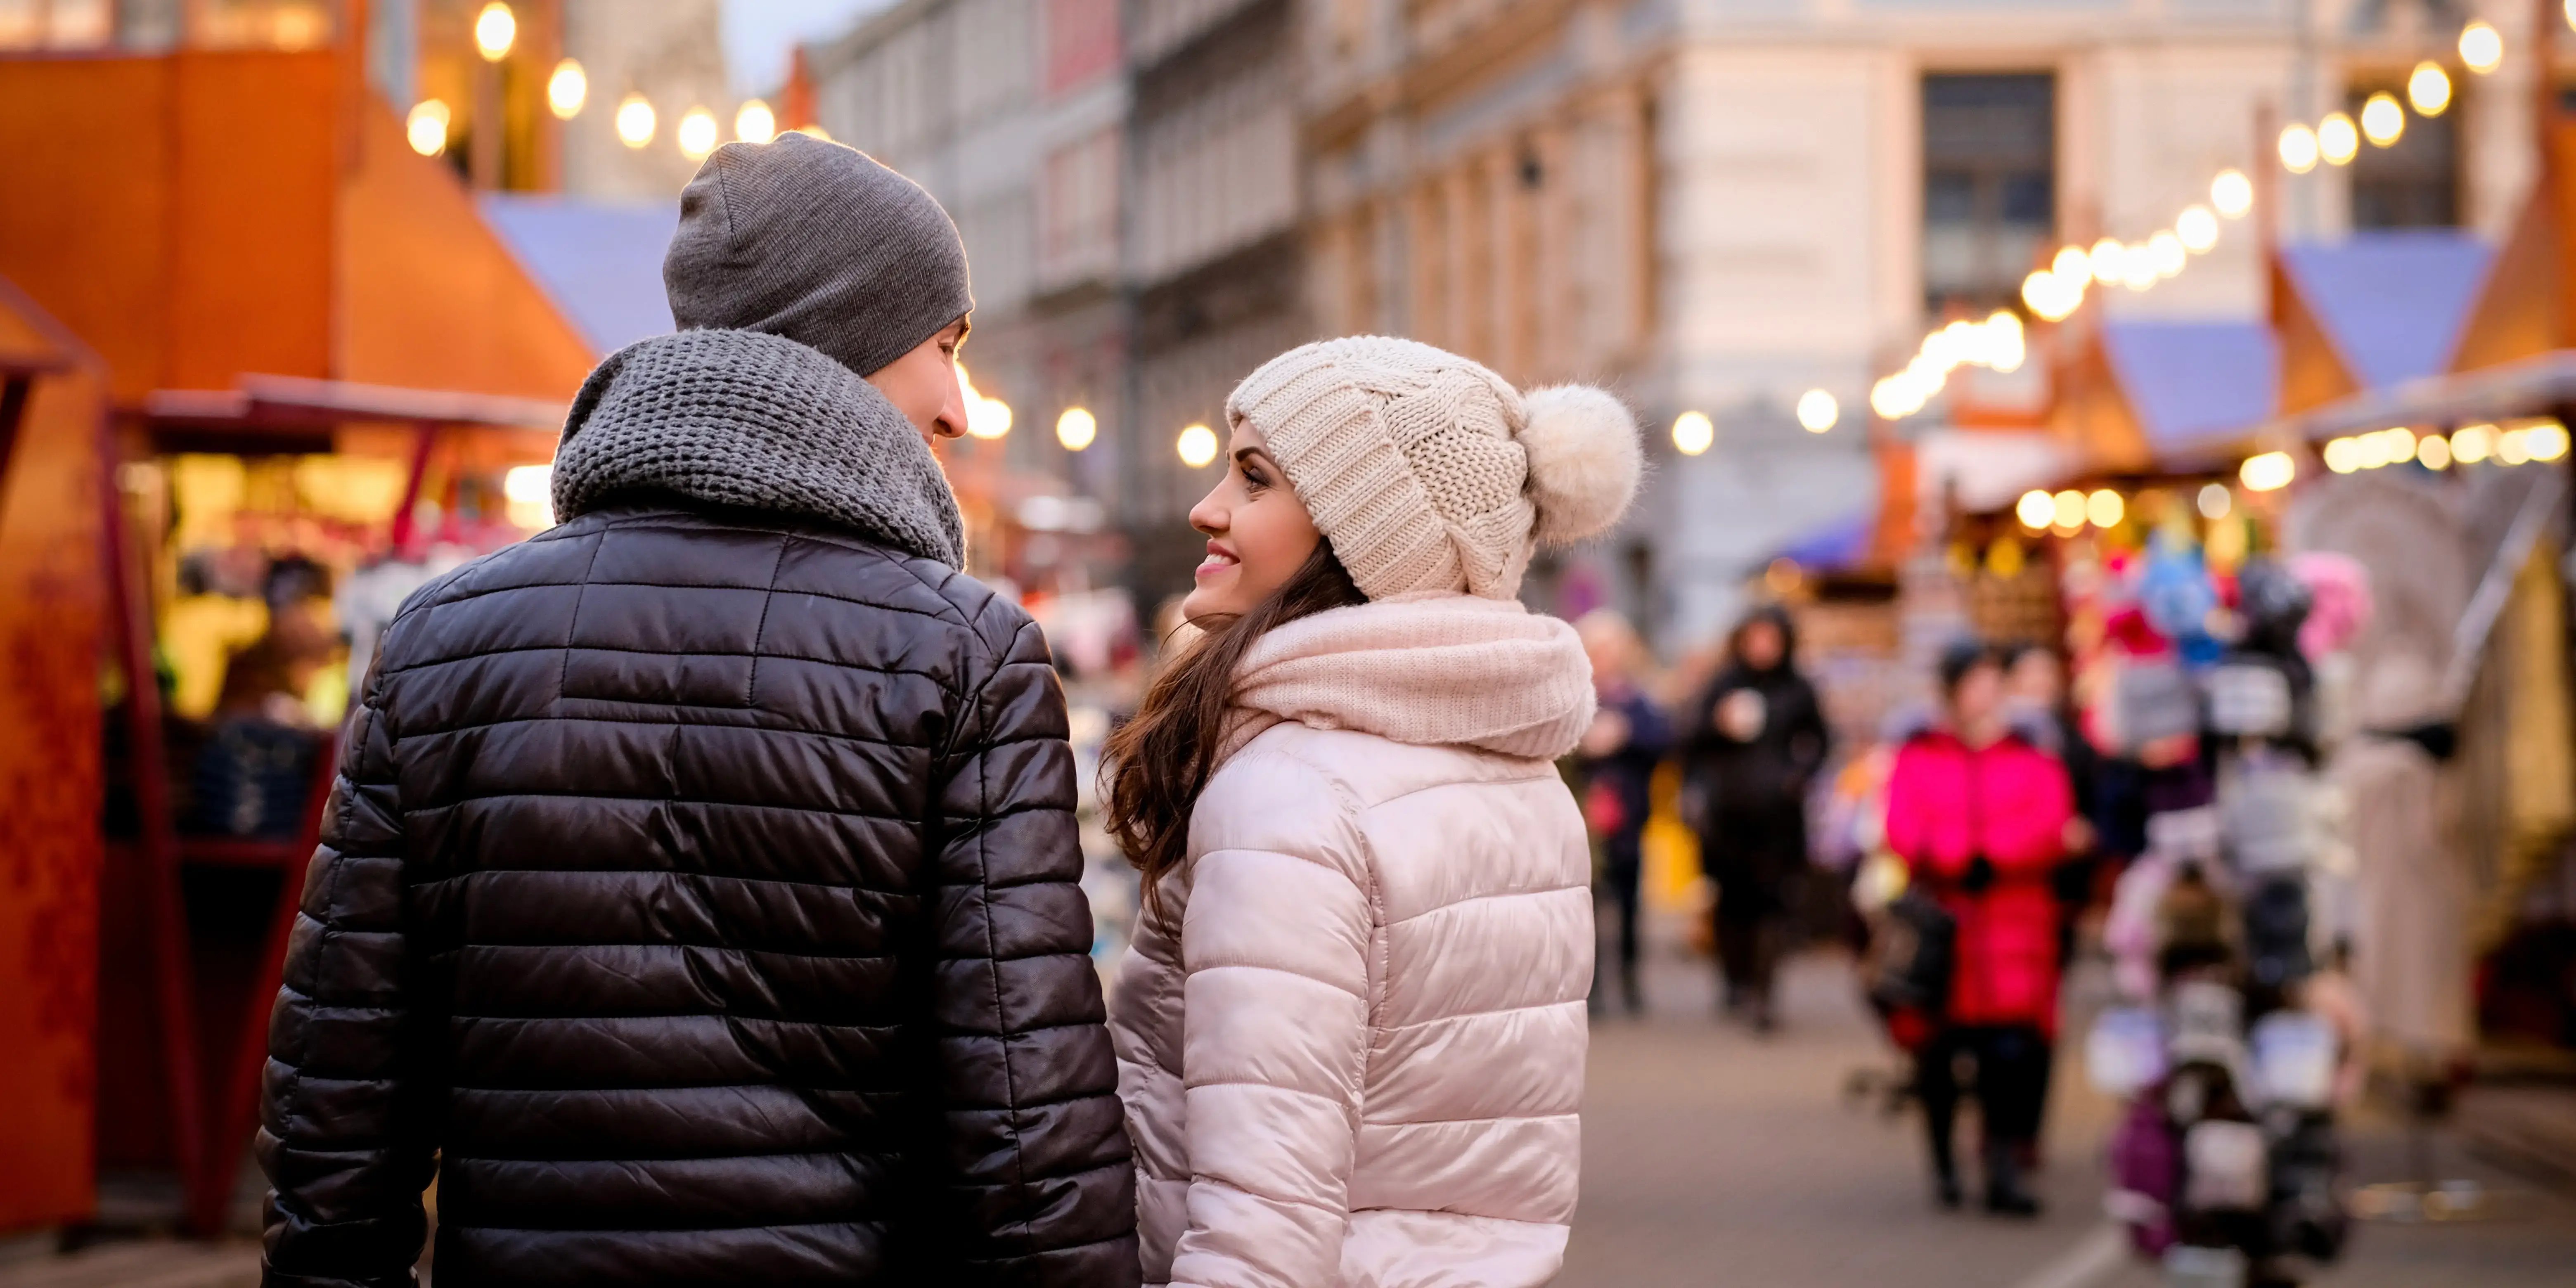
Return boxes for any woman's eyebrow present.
[1233,447,1277,469]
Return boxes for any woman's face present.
[1181,420,1323,625]
[1948,661,2006,732]
[1738,618,1785,671]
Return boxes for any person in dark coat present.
[1576,609,1672,1015]
[257,134,1139,1288]
[1683,604,1828,1031]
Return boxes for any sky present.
[721,0,893,95]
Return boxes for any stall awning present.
[2249,348,2576,447]
[2278,231,2492,391]
[480,195,679,356]
[144,373,567,431]
[2099,319,2278,466]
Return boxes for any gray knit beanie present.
[663,131,973,379]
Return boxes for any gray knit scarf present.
[550,328,966,568]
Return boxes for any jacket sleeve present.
[1168,758,1374,1288]
[928,612,1141,1285]
[1881,742,1934,872]
[258,661,438,1288]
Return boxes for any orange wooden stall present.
[0,35,591,1236]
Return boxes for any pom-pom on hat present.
[1224,336,1643,601]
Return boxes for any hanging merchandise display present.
[2083,540,2368,1287]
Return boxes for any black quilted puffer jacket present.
[258,332,1138,1288]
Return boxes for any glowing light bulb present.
[2091,237,2125,284]
[1055,407,1097,452]
[405,99,450,157]
[2279,123,2320,174]
[2323,437,2362,473]
[678,107,719,160]
[2239,451,2296,492]
[1671,410,1715,456]
[474,2,515,62]
[616,94,656,148]
[2087,489,2125,529]
[2361,93,2405,148]
[1796,389,1838,433]
[2197,483,2232,520]
[1177,423,1219,467]
[2460,20,2503,75]
[2176,205,2219,253]
[2417,433,2453,470]
[735,99,777,145]
[2051,489,2087,531]
[2318,113,2359,166]
[2149,230,2187,278]
[2211,169,2254,218]
[2015,489,2057,530]
[502,463,554,528]
[2529,419,2570,462]
[2452,424,2494,463]
[2408,61,2452,116]
[2053,245,2090,281]
[547,58,586,119]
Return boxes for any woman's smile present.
[1195,540,1239,579]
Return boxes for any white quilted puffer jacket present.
[1108,595,1596,1288]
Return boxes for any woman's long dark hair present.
[1105,542,1364,916]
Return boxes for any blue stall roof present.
[2100,318,2278,459]
[2277,230,2492,391]
[479,194,678,356]
[1771,509,1875,573]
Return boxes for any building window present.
[1922,73,2055,312]
[2352,85,2458,229]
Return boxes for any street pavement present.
[1563,945,2576,1288]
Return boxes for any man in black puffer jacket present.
[258,134,1139,1287]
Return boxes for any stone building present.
[1302,0,2562,647]
[809,0,1131,510]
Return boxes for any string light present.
[2176,205,2219,253]
[2318,112,2359,166]
[2279,123,2320,173]
[1672,410,1715,455]
[2460,20,2503,74]
[2087,489,2125,529]
[2211,169,2254,218]
[2052,245,2090,280]
[2240,452,2296,492]
[678,107,719,160]
[547,58,586,119]
[2417,433,2453,470]
[2051,490,2087,530]
[474,2,515,61]
[2361,93,2405,148]
[405,99,450,156]
[1176,423,1219,467]
[616,94,656,148]
[2408,62,2452,116]
[2453,424,2495,463]
[2148,230,2187,278]
[1796,390,1839,433]
[2089,237,2124,284]
[2015,490,2056,530]
[736,99,777,145]
[1055,407,1097,451]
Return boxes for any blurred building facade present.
[809,0,1134,592]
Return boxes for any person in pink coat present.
[1101,337,1644,1288]
[1882,640,2075,1216]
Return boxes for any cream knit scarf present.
[1222,594,1596,763]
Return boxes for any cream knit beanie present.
[1225,336,1644,601]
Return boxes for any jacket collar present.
[550,328,966,568]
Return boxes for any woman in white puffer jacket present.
[1102,336,1644,1288]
